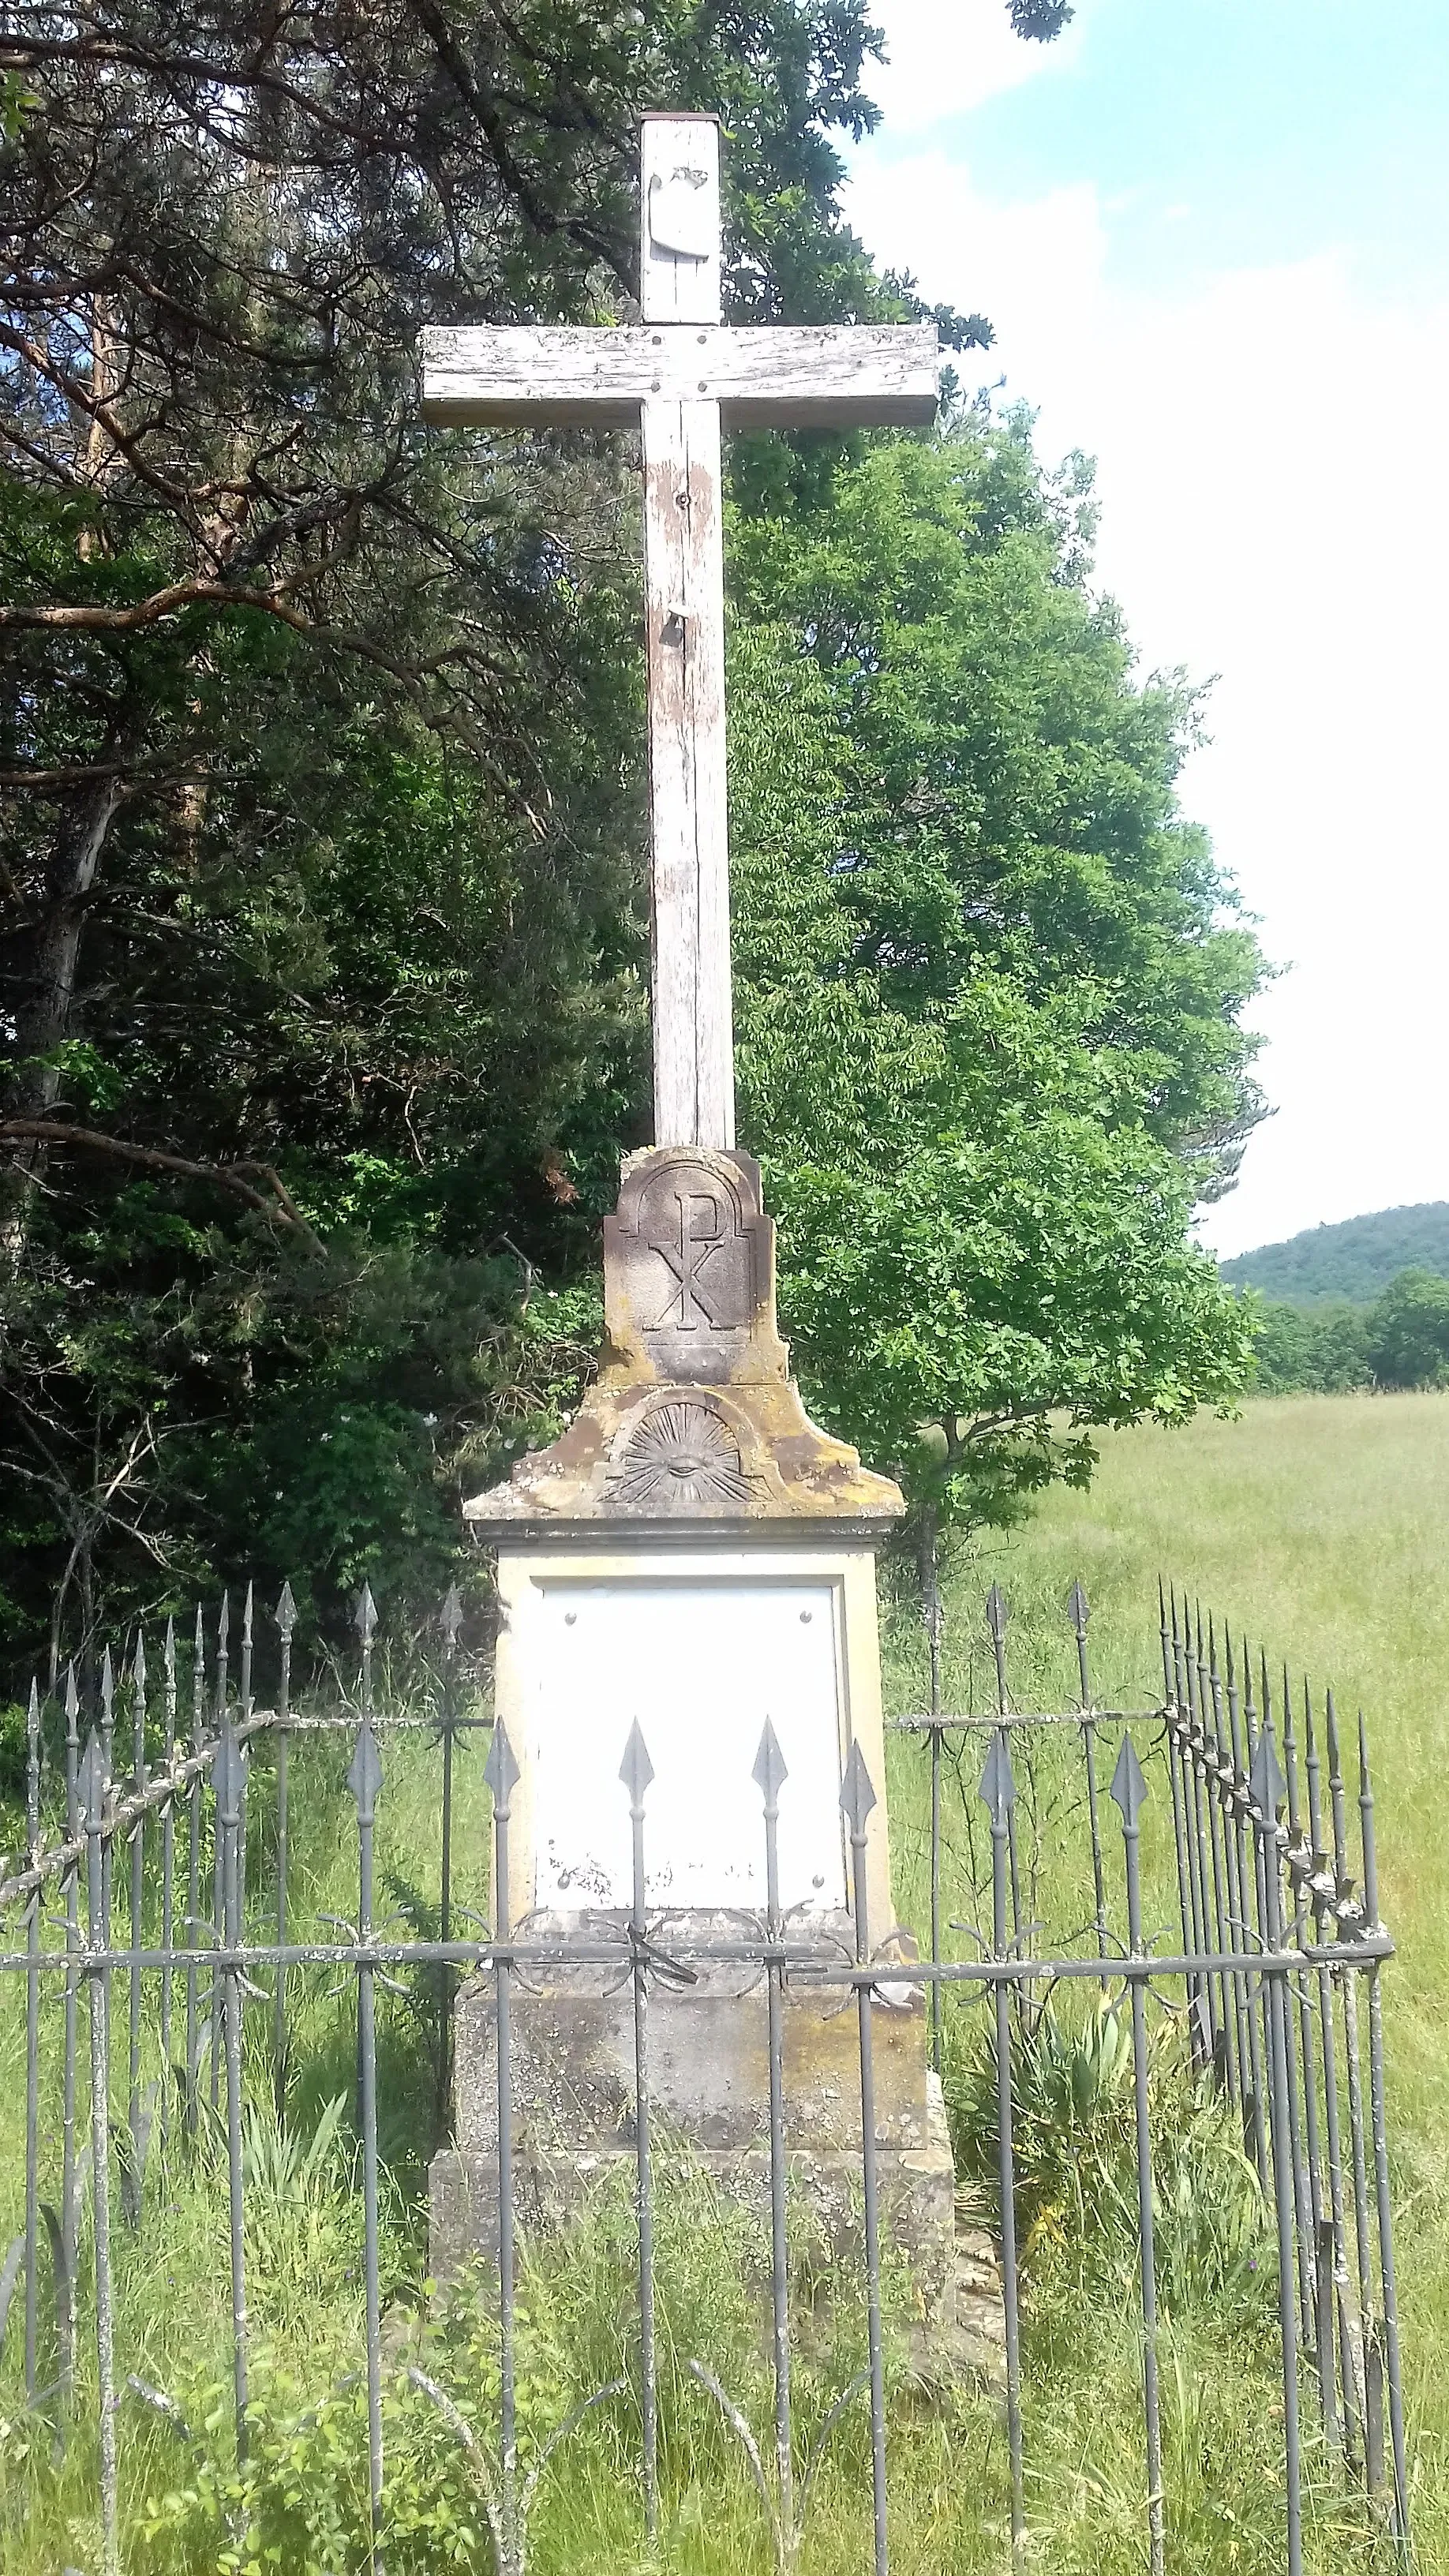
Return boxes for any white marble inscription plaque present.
[527,1577,846,1911]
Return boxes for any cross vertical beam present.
[420,114,939,1154]
[640,116,732,1145]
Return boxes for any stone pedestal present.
[430,1146,957,2320]
[430,1931,957,2323]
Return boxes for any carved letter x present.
[649,1192,731,1330]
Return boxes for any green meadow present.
[959,1391,1449,2567]
[2,1389,1447,2570]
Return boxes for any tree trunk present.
[2,749,133,1270]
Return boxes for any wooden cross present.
[422,114,939,1150]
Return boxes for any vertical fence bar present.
[100,1640,114,1788]
[1070,1582,1108,1963]
[1203,1622,1238,2099]
[1226,1634,1267,2181]
[274,1582,296,2118]
[185,1606,204,2132]
[1329,1682,1376,2484]
[1160,1584,1196,1979]
[981,1732,1025,2552]
[159,1618,177,2155]
[1250,1718,1303,2576]
[1285,1676,1331,2429]
[81,1730,120,2576]
[986,1588,1020,1945]
[437,1585,462,2139]
[920,1515,945,2069]
[210,1591,228,2115]
[61,1661,80,2394]
[1181,1607,1211,2071]
[620,1720,658,2547]
[485,1720,520,2572]
[349,1630,386,2573]
[128,1632,147,2162]
[213,1709,250,2462]
[841,1743,889,2576]
[1213,1627,1251,2130]
[238,1581,253,1930]
[754,1720,795,2537]
[1170,1594,1208,2066]
[23,1679,41,2402]
[1111,1737,1165,2576]
[1359,1714,1410,2545]
[1305,1687,1361,2466]
[1264,1661,1316,2359]
[99,1645,115,2109]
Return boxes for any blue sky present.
[845,1,1449,1257]
[949,0,1449,300]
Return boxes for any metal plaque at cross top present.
[422,114,938,1151]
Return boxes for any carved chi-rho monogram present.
[648,1189,739,1330]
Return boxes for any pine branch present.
[0,1119,323,1247]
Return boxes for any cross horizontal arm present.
[421,324,939,430]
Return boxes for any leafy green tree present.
[1366,1270,1449,1391]
[1248,1300,1372,1396]
[727,423,1264,1524]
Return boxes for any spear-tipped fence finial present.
[1357,1710,1380,1930]
[840,1738,877,1839]
[26,1678,40,1846]
[1249,1717,1287,1822]
[79,1727,107,1829]
[978,1729,1016,1832]
[1110,1734,1150,1834]
[483,1720,520,1806]
[347,1719,384,1826]
[752,1717,788,1807]
[440,1584,463,1649]
[275,1580,298,1642]
[620,1720,654,1808]
[212,1709,248,1823]
[355,1581,378,1642]
[1068,1578,1089,1640]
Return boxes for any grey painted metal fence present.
[0,1578,1410,2573]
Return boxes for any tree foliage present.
[0,0,1265,1662]
[1245,1270,1449,1398]
[728,427,1262,1521]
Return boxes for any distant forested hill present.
[1222,1204,1449,1303]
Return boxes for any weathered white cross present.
[422,114,939,1150]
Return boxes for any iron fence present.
[0,1577,1410,2574]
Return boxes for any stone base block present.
[429,2097,956,2323]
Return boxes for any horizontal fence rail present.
[0,1577,1410,2575]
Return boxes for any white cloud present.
[844,149,1449,1259]
[863,0,1084,135]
